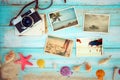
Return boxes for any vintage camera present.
[12,8,42,33]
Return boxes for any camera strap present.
[9,0,53,26]
[64,0,66,3]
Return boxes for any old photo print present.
[45,36,73,57]
[76,38,103,56]
[49,7,78,31]
[84,14,110,33]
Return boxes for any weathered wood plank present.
[0,0,120,6]
[0,6,120,26]
[0,1,120,80]
[0,48,120,66]
[0,48,120,60]
[0,26,120,48]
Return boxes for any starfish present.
[15,53,33,71]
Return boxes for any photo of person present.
[45,36,73,57]
[76,38,103,57]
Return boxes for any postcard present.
[76,38,103,57]
[45,36,73,57]
[49,7,79,31]
[84,14,110,33]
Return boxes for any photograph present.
[49,7,79,31]
[45,36,73,57]
[84,14,110,33]
[76,38,103,57]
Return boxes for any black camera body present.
[12,8,42,33]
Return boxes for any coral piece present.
[37,59,45,68]
[98,55,112,65]
[60,66,72,76]
[14,53,33,71]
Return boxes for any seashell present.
[96,69,105,80]
[98,55,112,65]
[85,62,92,72]
[60,66,72,76]
[37,59,45,68]
[5,51,16,64]
[72,65,80,72]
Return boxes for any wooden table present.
[0,0,120,80]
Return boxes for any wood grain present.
[0,0,120,80]
[0,0,120,5]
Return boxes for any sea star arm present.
[14,59,21,64]
[19,53,25,59]
[25,55,32,60]
[21,63,25,70]
[26,61,33,66]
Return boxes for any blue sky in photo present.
[52,8,77,29]
[52,8,77,24]
[57,8,76,21]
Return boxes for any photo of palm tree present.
[50,12,61,23]
[49,7,79,31]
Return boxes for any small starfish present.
[14,53,33,71]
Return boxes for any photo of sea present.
[49,8,78,31]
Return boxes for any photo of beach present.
[76,38,103,57]
[49,7,78,31]
[84,14,110,33]
[45,36,73,57]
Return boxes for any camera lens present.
[22,16,33,27]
